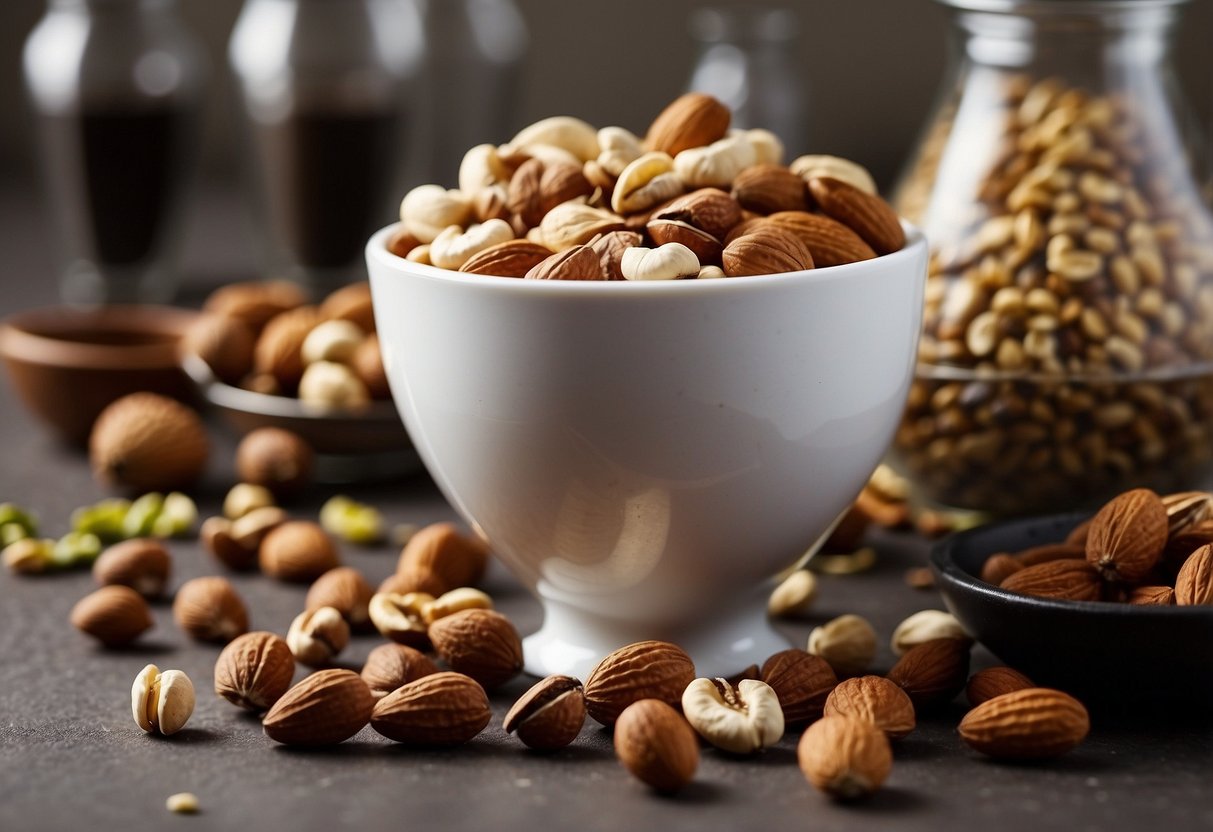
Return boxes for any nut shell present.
[823,676,916,740]
[427,608,523,689]
[797,715,892,801]
[70,585,153,647]
[370,671,491,746]
[213,631,295,712]
[360,643,439,698]
[583,640,696,726]
[614,699,699,793]
[760,649,838,725]
[253,306,323,393]
[459,240,553,278]
[260,521,340,583]
[92,539,171,597]
[764,211,877,267]
[172,576,249,643]
[89,393,209,492]
[503,675,586,751]
[958,688,1089,759]
[204,281,307,332]
[263,669,374,746]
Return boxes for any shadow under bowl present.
[931,514,1213,706]
[0,304,199,445]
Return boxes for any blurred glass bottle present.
[421,0,529,186]
[687,3,808,155]
[229,0,425,294]
[24,0,206,305]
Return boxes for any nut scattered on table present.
[890,609,970,656]
[92,538,171,598]
[886,638,972,709]
[132,664,195,737]
[503,675,587,751]
[213,630,295,712]
[305,566,374,631]
[370,671,492,747]
[759,649,839,726]
[583,640,697,727]
[70,585,153,647]
[966,666,1035,708]
[89,393,209,493]
[259,520,340,583]
[422,587,493,624]
[286,606,350,668]
[823,676,916,740]
[173,576,249,643]
[395,522,489,596]
[807,614,878,677]
[613,699,699,793]
[767,569,818,618]
[680,677,784,754]
[262,669,375,747]
[360,643,439,699]
[235,428,314,498]
[222,483,275,521]
[958,687,1090,760]
[426,608,523,689]
[797,715,892,801]
[368,591,433,649]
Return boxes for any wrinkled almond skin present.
[172,576,249,643]
[959,688,1089,760]
[503,675,586,751]
[981,553,1025,585]
[966,666,1035,708]
[426,609,523,689]
[370,672,491,746]
[798,715,892,801]
[396,522,489,593]
[306,567,374,632]
[732,164,808,215]
[70,585,153,647]
[263,669,374,746]
[360,643,439,698]
[808,177,905,255]
[722,225,814,276]
[1128,585,1176,606]
[645,219,722,265]
[1085,488,1168,584]
[760,649,838,726]
[823,676,916,740]
[213,631,295,712]
[886,638,971,708]
[260,521,341,583]
[1016,542,1086,566]
[652,188,741,240]
[583,640,696,727]
[614,699,699,793]
[645,93,730,157]
[1000,559,1102,602]
[764,211,877,267]
[588,230,644,281]
[1175,544,1213,605]
[459,240,553,277]
[524,244,604,281]
[92,539,171,597]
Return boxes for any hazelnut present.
[253,305,324,393]
[396,522,490,595]
[89,393,209,493]
[181,313,255,385]
[235,428,313,497]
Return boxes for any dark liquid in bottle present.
[254,109,399,270]
[41,106,188,266]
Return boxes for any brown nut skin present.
[652,188,742,241]
[70,585,153,647]
[396,522,489,594]
[798,715,892,801]
[958,688,1089,760]
[235,428,314,498]
[721,225,814,277]
[260,521,340,583]
[732,164,809,215]
[645,92,730,157]
[1175,544,1213,605]
[503,675,586,751]
[201,516,252,571]
[583,640,696,727]
[1000,559,1102,602]
[823,676,916,740]
[760,649,839,726]
[614,699,699,793]
[263,669,374,747]
[306,567,374,632]
[807,176,906,255]
[321,281,375,333]
[213,631,295,712]
[203,280,307,332]
[966,666,1035,708]
[252,305,323,393]
[980,553,1024,585]
[1128,585,1176,606]
[1084,488,1167,585]
[885,638,971,709]
[181,313,256,385]
[427,608,523,689]
[370,672,492,746]
[351,334,391,400]
[588,230,644,280]
[89,393,209,493]
[172,576,249,644]
[92,539,171,598]
[360,643,439,698]
[379,569,447,598]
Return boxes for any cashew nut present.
[596,126,644,177]
[746,128,785,165]
[789,154,877,195]
[400,185,473,243]
[507,116,600,162]
[673,134,757,188]
[535,202,624,251]
[611,152,685,214]
[620,243,700,281]
[429,219,515,270]
[458,143,511,192]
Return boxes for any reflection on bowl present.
[0,304,198,444]
[183,355,419,482]
[932,514,1213,706]
[367,221,930,678]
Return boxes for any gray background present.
[0,0,1210,190]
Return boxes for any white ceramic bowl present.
[367,224,928,678]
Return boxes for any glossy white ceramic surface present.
[367,224,928,677]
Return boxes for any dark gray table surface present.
[0,190,1210,832]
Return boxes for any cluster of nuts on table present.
[185,279,389,411]
[386,93,905,281]
[983,487,1213,606]
[893,73,1213,514]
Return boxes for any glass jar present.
[229,0,425,294]
[23,0,206,305]
[891,0,1213,515]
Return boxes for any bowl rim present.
[931,511,1212,618]
[0,304,197,370]
[366,220,927,296]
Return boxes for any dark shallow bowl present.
[932,513,1213,706]
[0,305,198,445]
[183,355,419,482]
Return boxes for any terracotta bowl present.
[0,305,198,445]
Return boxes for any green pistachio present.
[52,531,103,568]
[153,492,198,538]
[0,503,38,540]
[319,495,384,545]
[71,499,132,541]
[123,493,165,538]
[2,538,54,574]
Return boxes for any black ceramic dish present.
[931,513,1213,706]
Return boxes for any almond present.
[1065,519,1092,546]
[588,229,644,280]
[172,576,249,643]
[182,313,255,385]
[1175,544,1213,605]
[1128,585,1175,605]
[370,671,491,746]
[503,675,587,751]
[459,240,553,277]
[1015,542,1087,566]
[722,225,814,277]
[886,638,971,709]
[253,305,323,392]
[507,158,547,228]
[797,715,892,801]
[204,280,307,332]
[306,566,374,632]
[732,164,808,214]
[89,393,209,493]
[1084,488,1167,584]
[92,538,171,598]
[260,521,340,583]
[764,211,877,267]
[213,630,295,712]
[645,219,722,264]
[966,666,1034,707]
[427,608,523,689]
[320,281,375,332]
[263,669,374,746]
[524,244,604,280]
[759,648,838,726]
[645,93,730,157]
[823,676,916,740]
[396,522,489,593]
[360,643,439,698]
[583,640,696,726]
[1000,559,1102,601]
[981,553,1025,585]
[807,177,905,255]
[70,585,153,647]
[958,688,1089,759]
[652,188,742,240]
[614,699,699,793]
